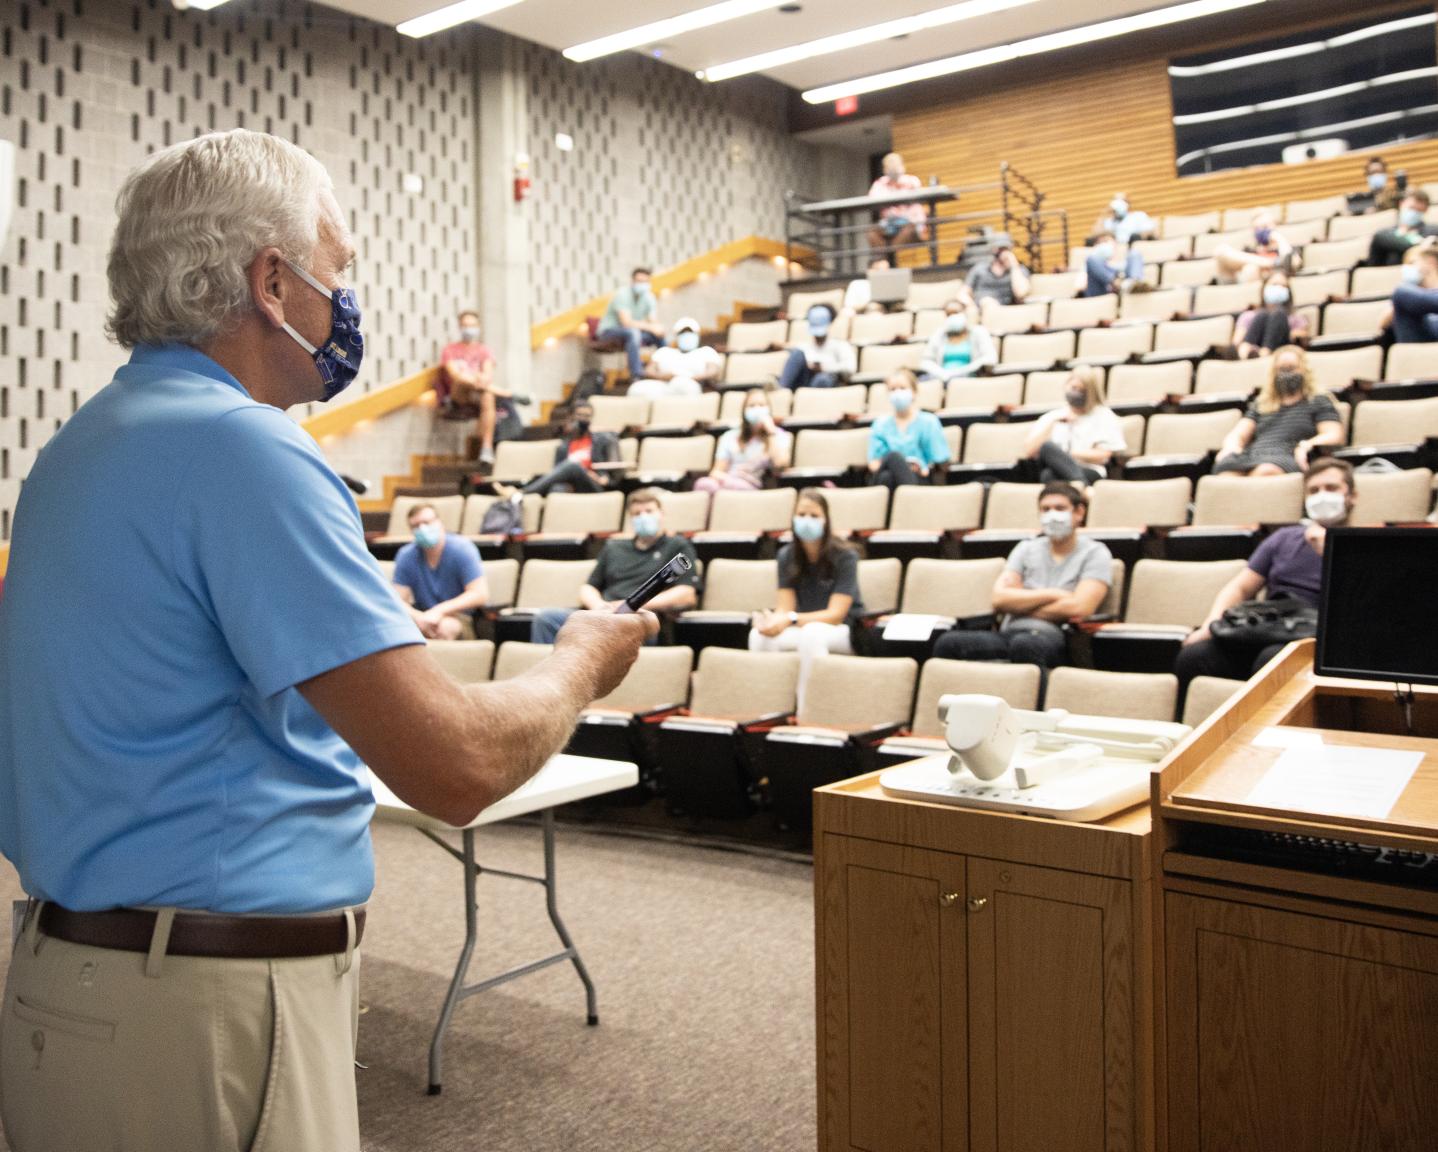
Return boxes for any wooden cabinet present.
[1165,889,1438,1152]
[815,781,1150,1152]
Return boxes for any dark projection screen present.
[1170,8,1438,177]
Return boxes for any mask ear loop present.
[279,259,334,356]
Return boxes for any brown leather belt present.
[38,904,366,960]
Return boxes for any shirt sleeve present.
[1078,543,1114,587]
[173,408,422,699]
[922,414,951,465]
[1004,540,1032,576]
[391,543,419,592]
[717,430,738,464]
[831,548,860,601]
[586,546,610,591]
[776,546,797,590]
[1247,532,1281,582]
[454,539,484,586]
[869,419,893,461]
[1090,408,1129,452]
[1311,393,1340,423]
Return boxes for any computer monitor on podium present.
[1316,527,1438,686]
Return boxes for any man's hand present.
[1303,522,1327,555]
[552,609,658,700]
[1182,623,1212,648]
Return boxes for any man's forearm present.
[436,587,488,616]
[645,585,697,614]
[578,585,609,611]
[992,587,1062,613]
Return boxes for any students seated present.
[920,309,997,380]
[867,369,950,489]
[779,304,857,390]
[1234,270,1309,357]
[1350,155,1401,214]
[1021,366,1126,486]
[694,389,792,493]
[1092,192,1156,245]
[1084,231,1144,297]
[931,482,1112,669]
[1214,211,1295,284]
[866,152,928,263]
[1213,346,1342,476]
[629,317,721,400]
[747,489,860,710]
[439,310,520,467]
[1176,459,1355,686]
[493,400,617,498]
[1368,190,1436,266]
[392,503,488,640]
[966,244,1030,306]
[1391,246,1438,344]
[597,266,665,381]
[530,489,698,643]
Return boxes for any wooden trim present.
[300,365,440,443]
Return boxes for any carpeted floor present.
[0,819,818,1152]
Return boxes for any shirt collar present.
[127,343,251,397]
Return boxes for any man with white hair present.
[0,129,654,1151]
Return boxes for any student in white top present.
[694,389,793,493]
[920,309,997,381]
[628,317,722,401]
[1021,365,1128,485]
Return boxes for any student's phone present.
[615,554,693,615]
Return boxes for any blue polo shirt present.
[0,344,422,914]
[392,535,484,611]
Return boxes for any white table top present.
[369,753,638,832]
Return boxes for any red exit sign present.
[835,95,859,116]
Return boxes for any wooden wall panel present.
[892,3,1438,269]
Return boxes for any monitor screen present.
[1316,527,1438,686]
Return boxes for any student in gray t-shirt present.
[933,482,1111,668]
[964,245,1031,306]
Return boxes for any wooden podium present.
[813,641,1438,1152]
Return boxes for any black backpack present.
[479,497,524,537]
[570,369,606,404]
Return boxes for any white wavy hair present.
[106,129,330,349]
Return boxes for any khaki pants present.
[0,905,361,1152]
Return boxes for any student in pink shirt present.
[866,152,928,263]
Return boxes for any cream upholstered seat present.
[1182,676,1245,727]
[1153,315,1233,354]
[492,640,552,680]
[1321,300,1390,339]
[1351,397,1438,447]
[1044,667,1178,722]
[426,639,495,683]
[944,375,1024,411]
[687,647,799,721]
[1350,468,1434,524]
[1384,343,1438,382]
[1086,478,1192,529]
[725,319,787,353]
[461,494,543,536]
[1194,357,1268,397]
[538,491,624,535]
[877,658,1042,760]
[1049,294,1118,329]
[983,482,1044,529]
[1076,323,1153,361]
[893,557,1004,620]
[886,485,985,532]
[848,311,915,345]
[588,394,650,433]
[1118,288,1190,323]
[962,421,1033,464]
[857,557,903,615]
[705,487,796,533]
[723,350,790,386]
[785,288,844,319]
[506,559,597,610]
[1001,329,1076,365]
[480,557,520,608]
[1107,361,1193,405]
[1193,281,1260,315]
[1306,346,1384,394]
[1192,473,1304,525]
[492,439,563,483]
[789,428,871,471]
[982,301,1049,336]
[648,393,721,428]
[685,559,776,613]
[587,646,693,714]
[857,343,926,378]
[385,494,464,536]
[790,383,869,423]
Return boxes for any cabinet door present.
[819,834,969,1152]
[966,858,1136,1152]
[1166,891,1438,1152]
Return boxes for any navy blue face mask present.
[282,259,364,402]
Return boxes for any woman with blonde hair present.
[694,388,792,493]
[1213,345,1344,476]
[1020,365,1127,485]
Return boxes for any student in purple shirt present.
[1175,459,1357,687]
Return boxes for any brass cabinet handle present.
[940,892,959,906]
[967,896,988,912]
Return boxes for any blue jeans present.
[1084,250,1144,297]
[596,326,663,377]
[530,606,658,645]
[1391,283,1438,343]
[778,347,841,390]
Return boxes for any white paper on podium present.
[1251,726,1325,750]
[1245,745,1422,820]
[882,613,950,642]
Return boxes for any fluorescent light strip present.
[1169,12,1436,76]
[802,0,1265,104]
[565,0,780,63]
[397,0,524,38]
[183,0,234,8]
[1175,103,1438,168]
[697,0,1040,83]
[1174,67,1438,126]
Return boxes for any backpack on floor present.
[479,497,524,537]
[570,369,607,405]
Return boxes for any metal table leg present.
[422,810,598,1096]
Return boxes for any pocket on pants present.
[12,996,116,1043]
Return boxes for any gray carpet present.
[0,819,817,1152]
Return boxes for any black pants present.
[871,450,921,490]
[521,459,607,496]
[1037,441,1102,485]
[1368,229,1418,267]
[1173,638,1284,687]
[933,624,1068,668]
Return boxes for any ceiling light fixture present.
[802,0,1266,104]
[179,0,235,9]
[1168,11,1435,77]
[564,0,781,64]
[697,0,1040,83]
[1173,66,1438,126]
[397,0,524,39]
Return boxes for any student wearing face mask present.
[1021,366,1127,486]
[931,483,1112,670]
[391,503,488,640]
[597,266,666,381]
[492,399,619,499]
[867,369,951,489]
[748,490,862,711]
[629,317,723,400]
[866,152,928,263]
[1214,347,1344,476]
[695,389,793,493]
[1176,460,1358,690]
[1214,210,1294,285]
[1092,192,1156,246]
[1234,270,1309,357]
[1390,247,1438,343]
[920,308,997,381]
[778,304,857,390]
[1083,230,1146,297]
[439,309,521,467]
[1350,156,1401,214]
[1368,190,1436,266]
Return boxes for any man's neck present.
[1048,534,1078,559]
[634,534,662,550]
[424,541,445,565]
